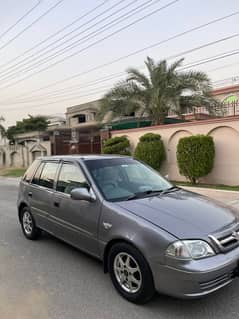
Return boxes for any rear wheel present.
[20,207,41,240]
[108,242,155,304]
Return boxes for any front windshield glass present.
[84,158,172,202]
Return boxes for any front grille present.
[199,271,234,291]
[209,223,239,252]
[218,232,239,248]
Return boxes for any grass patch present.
[173,181,239,192]
[0,168,26,177]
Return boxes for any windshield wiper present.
[125,187,180,201]
[159,186,180,196]
[126,189,164,201]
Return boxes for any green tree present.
[134,133,165,170]
[97,57,218,124]
[6,115,48,141]
[177,135,215,184]
[102,136,131,155]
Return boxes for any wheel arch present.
[103,238,145,273]
[18,202,29,222]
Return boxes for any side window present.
[23,160,41,183]
[56,163,88,194]
[32,162,45,185]
[38,162,59,189]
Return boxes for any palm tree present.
[97,57,218,125]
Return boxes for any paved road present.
[1,178,239,319]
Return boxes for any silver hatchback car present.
[18,155,239,303]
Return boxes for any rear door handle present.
[54,202,60,208]
[28,192,32,197]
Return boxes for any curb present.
[0,176,21,182]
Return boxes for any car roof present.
[37,154,132,162]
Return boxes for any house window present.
[78,114,86,123]
[124,112,135,117]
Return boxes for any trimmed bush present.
[102,136,131,155]
[134,133,166,170]
[177,135,215,184]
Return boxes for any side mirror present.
[164,174,169,180]
[70,188,96,202]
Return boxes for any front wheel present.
[20,207,41,240]
[108,243,155,304]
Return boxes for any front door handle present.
[28,192,32,197]
[54,201,60,208]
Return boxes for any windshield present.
[84,158,172,202]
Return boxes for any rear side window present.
[23,160,41,183]
[32,162,58,189]
[56,163,88,194]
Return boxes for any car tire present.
[108,242,155,304]
[20,207,42,240]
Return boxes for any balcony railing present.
[168,101,239,119]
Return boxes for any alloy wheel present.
[113,252,142,293]
[22,211,33,235]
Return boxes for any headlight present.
[166,240,215,260]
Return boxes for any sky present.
[0,0,238,127]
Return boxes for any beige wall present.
[0,141,51,168]
[111,117,239,186]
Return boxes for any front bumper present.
[150,245,239,298]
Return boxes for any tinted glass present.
[38,162,58,189]
[56,163,88,194]
[85,158,172,202]
[32,162,45,185]
[23,159,40,183]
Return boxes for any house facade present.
[0,115,63,168]
[1,84,239,168]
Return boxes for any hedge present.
[102,136,131,155]
[177,135,215,184]
[134,133,166,170]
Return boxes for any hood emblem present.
[232,231,239,240]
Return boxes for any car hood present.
[116,189,239,239]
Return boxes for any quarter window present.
[56,163,88,194]
[32,162,45,185]
[23,159,41,183]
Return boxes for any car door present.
[50,161,101,257]
[29,161,59,231]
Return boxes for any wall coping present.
[212,84,239,95]
[111,116,239,134]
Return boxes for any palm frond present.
[97,55,215,125]
[126,68,151,89]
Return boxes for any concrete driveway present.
[0,178,239,319]
[182,186,239,210]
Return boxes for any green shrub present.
[134,133,166,170]
[177,135,215,184]
[102,136,131,155]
